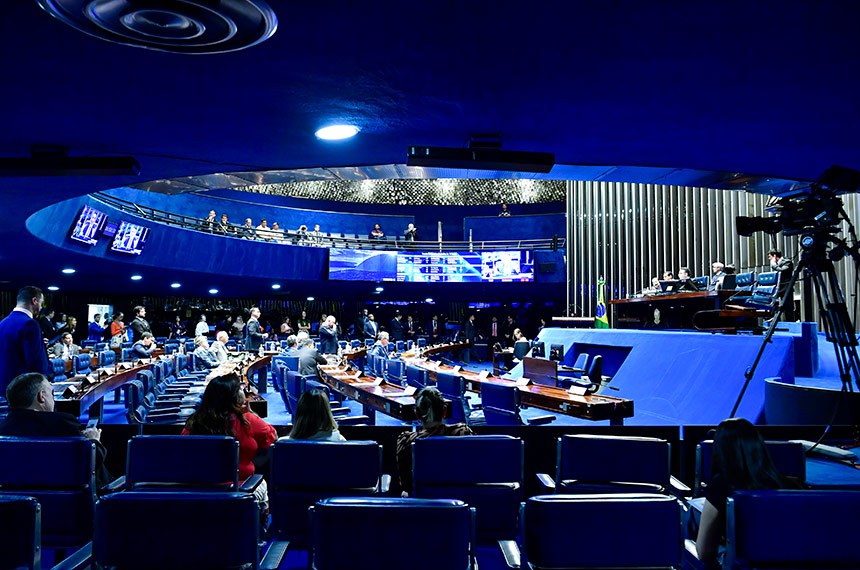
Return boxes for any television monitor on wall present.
[329,249,397,281]
[69,205,107,246]
[111,221,150,255]
[480,251,534,282]
[397,252,482,283]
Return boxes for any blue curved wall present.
[27,195,328,280]
[464,213,565,241]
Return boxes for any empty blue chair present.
[120,347,133,362]
[406,365,429,390]
[279,339,289,349]
[73,353,92,376]
[98,349,115,368]
[350,339,361,349]
[270,440,384,546]
[94,342,108,353]
[184,340,195,353]
[481,381,555,426]
[310,497,474,570]
[413,435,523,542]
[692,275,709,289]
[0,495,41,570]
[386,359,406,385]
[396,340,405,352]
[164,341,180,354]
[418,338,427,348]
[735,271,756,291]
[364,338,374,347]
[48,357,67,382]
[435,371,482,425]
[338,340,348,351]
[521,494,682,569]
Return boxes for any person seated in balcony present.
[308,223,323,246]
[241,218,256,240]
[255,218,272,242]
[270,221,285,243]
[395,387,472,496]
[695,417,801,569]
[370,223,384,240]
[218,213,233,236]
[130,332,157,359]
[283,389,346,441]
[192,335,220,370]
[209,330,230,364]
[498,203,511,217]
[369,331,395,360]
[296,224,309,245]
[403,223,418,242]
[51,332,80,360]
[203,209,217,232]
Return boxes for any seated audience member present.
[182,373,276,484]
[0,372,112,487]
[192,335,220,370]
[283,389,346,441]
[241,217,256,240]
[369,331,395,359]
[695,417,801,569]
[218,213,232,235]
[52,332,80,360]
[270,221,285,243]
[498,202,511,217]
[209,330,230,364]
[88,313,105,342]
[403,223,418,241]
[130,332,157,359]
[298,337,327,377]
[296,224,309,245]
[395,387,473,495]
[281,335,299,356]
[370,223,384,240]
[308,223,323,246]
[256,218,272,242]
[204,209,217,232]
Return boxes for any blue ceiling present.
[1,1,859,299]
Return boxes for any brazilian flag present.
[595,277,610,329]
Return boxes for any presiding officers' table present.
[608,290,735,329]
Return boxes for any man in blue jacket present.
[0,286,50,396]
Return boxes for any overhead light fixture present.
[47,286,60,291]
[0,145,140,176]
[306,296,315,301]
[209,288,219,294]
[406,145,554,173]
[130,275,143,281]
[61,268,76,274]
[375,286,384,292]
[425,298,434,303]
[315,125,360,141]
[170,282,181,288]
[271,284,281,290]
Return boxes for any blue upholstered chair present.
[350,339,361,349]
[405,364,429,390]
[73,353,92,376]
[521,493,682,569]
[692,275,709,289]
[385,358,406,385]
[310,497,475,570]
[0,437,97,551]
[694,439,806,496]
[722,490,860,569]
[481,381,555,426]
[537,434,686,496]
[0,495,41,570]
[49,357,67,382]
[412,435,523,542]
[418,337,427,348]
[93,342,108,353]
[97,349,115,368]
[163,341,180,354]
[269,440,385,547]
[435,370,483,425]
[735,271,756,291]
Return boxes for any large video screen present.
[69,205,107,246]
[480,251,534,282]
[111,221,150,255]
[397,252,483,283]
[329,249,397,281]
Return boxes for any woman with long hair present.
[696,417,799,568]
[182,374,276,482]
[285,389,345,441]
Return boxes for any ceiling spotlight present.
[130,275,143,281]
[209,288,219,294]
[315,125,359,141]
[61,268,75,274]
[375,286,384,292]
[425,298,434,303]
[170,282,181,288]
[47,286,59,291]
[271,284,281,290]
[307,296,315,301]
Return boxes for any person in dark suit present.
[51,332,81,360]
[769,248,796,321]
[389,313,405,342]
[403,223,417,242]
[487,316,501,348]
[363,313,379,340]
[245,307,268,352]
[129,305,151,342]
[37,307,56,341]
[130,332,157,359]
[281,335,300,357]
[0,286,50,396]
[404,315,417,342]
[0,372,112,487]
[462,314,481,364]
[298,337,327,376]
[368,331,395,360]
[427,314,442,344]
[319,315,339,354]
[708,261,725,291]
[500,315,517,348]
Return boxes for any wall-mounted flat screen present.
[111,221,150,255]
[480,250,534,282]
[397,252,482,283]
[69,205,107,246]
[329,249,397,281]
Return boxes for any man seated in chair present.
[298,337,327,377]
[368,331,396,360]
[192,335,220,370]
[51,332,80,360]
[395,387,472,497]
[209,330,230,364]
[0,372,112,487]
[130,332,157,360]
[280,334,300,357]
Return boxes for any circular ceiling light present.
[375,286,384,292]
[130,274,143,281]
[306,296,315,301]
[170,282,181,288]
[209,288,219,294]
[61,268,76,274]
[271,284,281,290]
[425,298,434,303]
[47,286,60,291]
[315,125,360,141]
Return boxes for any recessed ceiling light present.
[425,298,433,303]
[209,288,219,294]
[170,282,181,288]
[271,284,281,290]
[315,124,359,141]
[130,275,143,281]
[61,268,75,274]
[306,296,315,301]
[47,285,59,291]
[375,286,384,292]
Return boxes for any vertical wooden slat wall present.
[565,181,860,330]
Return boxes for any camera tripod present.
[731,230,860,417]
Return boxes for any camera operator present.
[768,249,795,321]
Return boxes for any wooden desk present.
[55,361,151,420]
[407,359,634,425]
[317,364,416,424]
[608,290,734,329]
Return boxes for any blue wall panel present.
[463,213,565,241]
